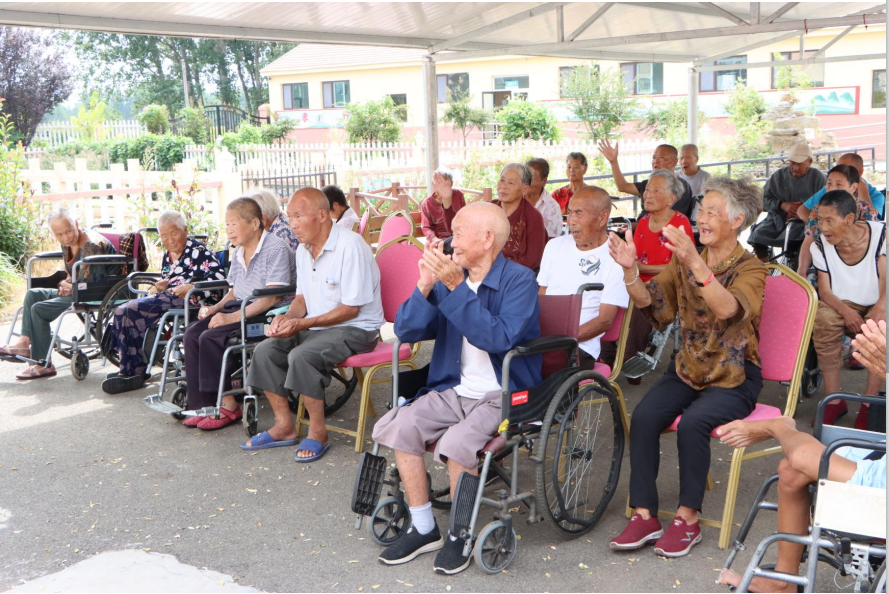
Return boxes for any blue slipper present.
[294,438,330,463]
[240,431,299,451]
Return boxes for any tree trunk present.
[235,56,253,113]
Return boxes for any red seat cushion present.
[593,361,611,378]
[340,342,411,368]
[666,403,783,437]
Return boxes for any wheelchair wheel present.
[803,368,823,397]
[426,463,452,511]
[243,399,258,437]
[871,561,886,593]
[71,351,89,380]
[474,520,517,574]
[370,496,411,546]
[323,367,358,416]
[96,278,138,366]
[535,371,624,537]
[170,385,188,419]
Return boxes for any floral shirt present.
[641,243,767,390]
[161,238,226,305]
[533,190,564,238]
[64,228,117,282]
[268,213,300,251]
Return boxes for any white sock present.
[409,502,434,535]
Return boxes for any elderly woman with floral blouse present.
[102,211,225,395]
[607,176,766,558]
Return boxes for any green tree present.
[494,99,561,142]
[636,98,705,146]
[344,96,404,144]
[441,91,489,144]
[773,52,814,94]
[0,99,43,267]
[137,104,170,135]
[562,65,638,142]
[725,81,770,155]
[70,91,119,141]
[175,107,211,144]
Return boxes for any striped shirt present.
[227,231,294,301]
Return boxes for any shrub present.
[108,134,191,170]
[175,107,211,144]
[219,132,240,154]
[636,98,706,147]
[154,135,191,170]
[725,81,770,156]
[236,122,262,145]
[442,91,490,144]
[562,65,638,141]
[137,104,170,135]
[494,99,561,142]
[260,119,296,144]
[344,96,403,144]
[70,91,117,141]
[0,252,24,309]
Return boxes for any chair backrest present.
[760,263,819,416]
[376,237,424,323]
[98,231,148,274]
[538,293,582,379]
[358,208,370,238]
[379,211,415,246]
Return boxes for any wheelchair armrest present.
[814,392,887,440]
[818,438,886,481]
[80,255,132,265]
[578,283,604,294]
[252,285,296,298]
[128,271,162,281]
[513,335,578,356]
[193,280,231,290]
[137,227,159,236]
[32,251,64,261]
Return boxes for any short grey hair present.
[702,176,763,235]
[434,168,454,183]
[48,207,77,227]
[157,210,187,231]
[648,170,684,200]
[679,144,699,157]
[500,162,532,186]
[246,188,282,220]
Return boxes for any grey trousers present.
[247,326,379,400]
[20,289,72,363]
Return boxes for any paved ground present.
[0,320,874,593]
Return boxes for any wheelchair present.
[350,285,626,574]
[723,393,886,593]
[142,283,359,436]
[2,229,149,380]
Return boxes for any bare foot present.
[716,417,795,449]
[718,568,797,592]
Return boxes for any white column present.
[687,67,699,145]
[422,55,439,192]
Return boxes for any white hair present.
[703,176,763,236]
[435,168,454,183]
[47,207,77,227]
[246,188,282,220]
[500,162,532,186]
[157,210,187,231]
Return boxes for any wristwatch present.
[695,272,716,287]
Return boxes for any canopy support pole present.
[423,55,439,192]
[688,67,699,145]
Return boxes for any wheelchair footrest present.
[142,395,185,415]
[622,353,657,379]
[352,452,388,516]
[449,472,480,538]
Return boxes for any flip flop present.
[15,366,56,380]
[294,438,330,463]
[240,431,299,451]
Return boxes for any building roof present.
[262,44,428,75]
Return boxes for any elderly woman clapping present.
[102,211,225,395]
[607,177,766,557]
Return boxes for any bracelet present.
[625,268,640,286]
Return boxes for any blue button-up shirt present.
[394,253,541,398]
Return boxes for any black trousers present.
[183,301,243,410]
[628,360,762,515]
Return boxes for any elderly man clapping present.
[102,211,225,394]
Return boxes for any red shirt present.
[420,190,466,240]
[635,211,694,282]
[493,198,547,270]
[551,185,573,215]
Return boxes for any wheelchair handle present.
[577,283,604,294]
[251,285,296,298]
[814,392,886,441]
[184,281,231,326]
[817,437,885,481]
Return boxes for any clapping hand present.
[851,319,887,376]
[662,225,700,268]
[608,225,637,270]
[422,239,463,291]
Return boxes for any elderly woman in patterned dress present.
[247,188,300,251]
[102,211,225,395]
[608,176,766,557]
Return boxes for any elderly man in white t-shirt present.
[537,185,629,367]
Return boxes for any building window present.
[322,80,350,108]
[699,56,747,92]
[388,94,408,121]
[493,75,530,91]
[620,62,663,95]
[283,83,309,109]
[771,51,825,88]
[437,73,470,102]
[874,70,886,109]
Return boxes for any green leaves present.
[494,99,560,142]
[344,96,403,144]
[562,65,638,142]
[137,105,170,135]
[108,134,192,171]
[442,91,489,144]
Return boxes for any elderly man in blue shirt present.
[372,201,541,576]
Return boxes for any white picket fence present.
[34,119,147,147]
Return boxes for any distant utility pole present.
[180,56,190,108]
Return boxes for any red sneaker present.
[197,407,242,431]
[610,513,664,550]
[654,517,701,557]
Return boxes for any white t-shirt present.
[536,236,630,358]
[811,220,885,305]
[453,280,502,400]
[533,189,564,239]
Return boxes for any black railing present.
[170,105,270,140]
[242,168,337,197]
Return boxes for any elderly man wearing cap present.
[748,142,826,261]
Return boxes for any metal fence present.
[242,167,337,197]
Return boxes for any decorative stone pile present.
[763,92,838,170]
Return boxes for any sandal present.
[15,365,56,380]
[294,438,331,463]
[240,431,299,451]
[197,407,242,431]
